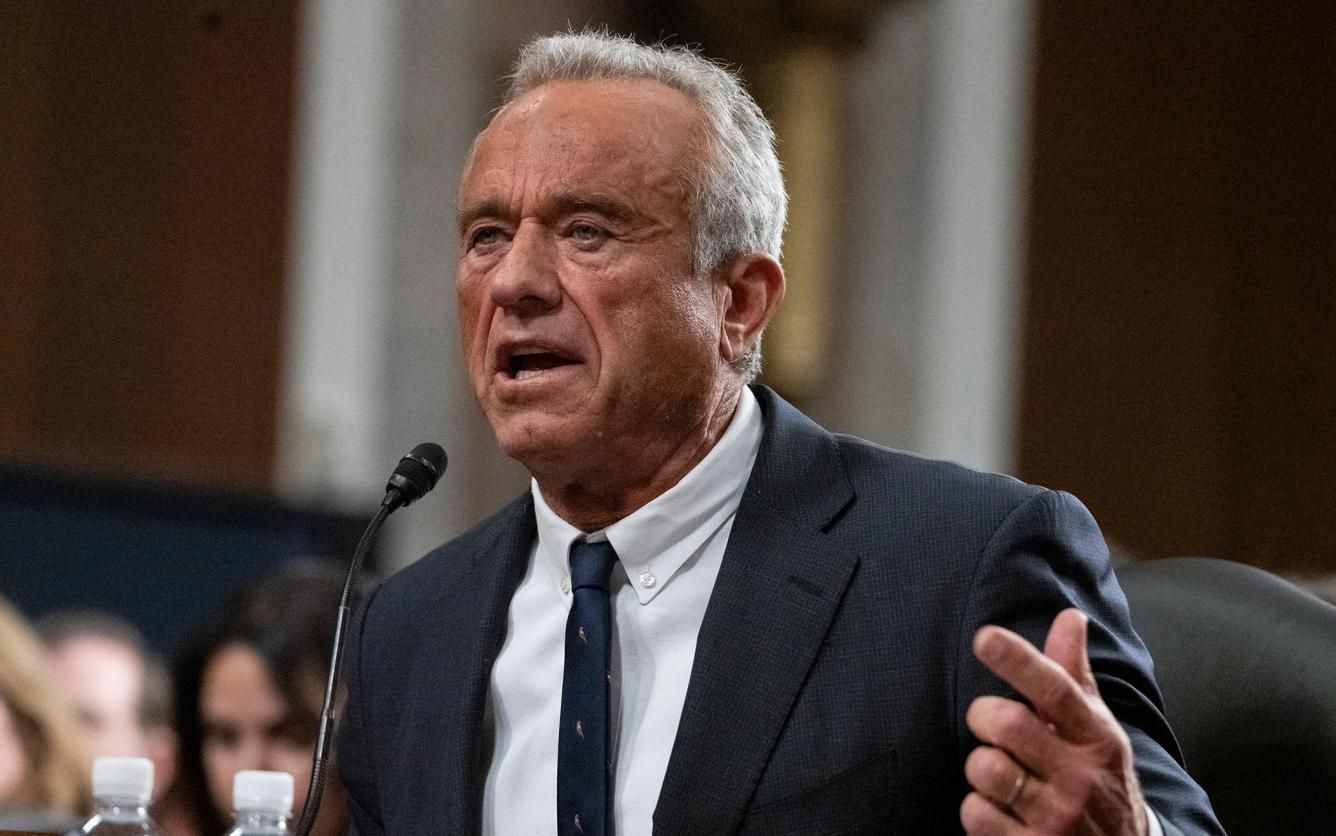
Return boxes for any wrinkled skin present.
[456,78,782,530]
[963,610,1150,836]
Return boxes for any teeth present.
[506,349,539,378]
[516,367,544,380]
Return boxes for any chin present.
[490,417,572,466]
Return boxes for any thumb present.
[1043,608,1097,695]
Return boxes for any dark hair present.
[159,560,364,834]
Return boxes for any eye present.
[202,722,239,749]
[569,222,606,243]
[467,225,506,251]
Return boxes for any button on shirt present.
[482,387,763,836]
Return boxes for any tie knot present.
[569,540,618,591]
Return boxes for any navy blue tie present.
[558,540,617,836]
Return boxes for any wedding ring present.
[1004,768,1028,809]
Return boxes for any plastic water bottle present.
[74,756,162,834]
[224,770,294,836]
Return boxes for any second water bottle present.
[223,770,294,836]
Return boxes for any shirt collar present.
[531,386,763,604]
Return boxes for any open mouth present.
[504,350,579,381]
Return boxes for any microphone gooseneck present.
[293,443,447,836]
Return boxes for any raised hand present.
[961,609,1148,836]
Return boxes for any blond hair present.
[0,595,91,816]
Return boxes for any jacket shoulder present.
[372,492,531,606]
[832,432,1044,520]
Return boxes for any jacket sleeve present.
[953,489,1225,836]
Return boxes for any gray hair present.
[505,31,787,380]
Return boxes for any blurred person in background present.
[155,561,358,836]
[39,610,178,799]
[0,594,91,832]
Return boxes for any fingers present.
[966,611,1146,835]
[964,745,1032,809]
[1042,609,1097,696]
[966,696,1068,777]
[960,790,1030,836]
[973,616,1103,743]
[964,746,1104,836]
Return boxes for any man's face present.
[49,635,146,758]
[457,79,728,479]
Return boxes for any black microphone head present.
[384,443,447,509]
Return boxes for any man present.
[336,32,1223,835]
[39,611,177,799]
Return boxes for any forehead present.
[459,78,705,211]
[52,637,143,681]
[201,644,282,715]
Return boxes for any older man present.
[336,32,1222,836]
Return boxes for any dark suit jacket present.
[337,386,1223,835]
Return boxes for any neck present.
[534,385,742,531]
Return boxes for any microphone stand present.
[292,442,443,836]
[292,501,391,836]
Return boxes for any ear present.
[716,253,786,365]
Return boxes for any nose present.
[489,221,561,316]
[235,736,266,771]
[258,745,283,771]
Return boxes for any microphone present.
[383,442,447,510]
[293,443,447,836]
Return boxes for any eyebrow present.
[457,191,640,234]
[456,199,507,234]
[547,192,638,225]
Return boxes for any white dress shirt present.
[482,387,763,836]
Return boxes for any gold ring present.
[1004,768,1028,808]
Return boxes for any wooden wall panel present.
[1222,6,1336,568]
[1020,2,1336,571]
[1,2,297,489]
[0,4,49,447]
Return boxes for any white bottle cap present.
[233,770,294,815]
[92,756,154,804]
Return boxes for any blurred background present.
[3,0,1334,654]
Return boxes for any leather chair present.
[1118,557,1336,835]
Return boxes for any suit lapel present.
[431,494,536,831]
[653,387,858,834]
